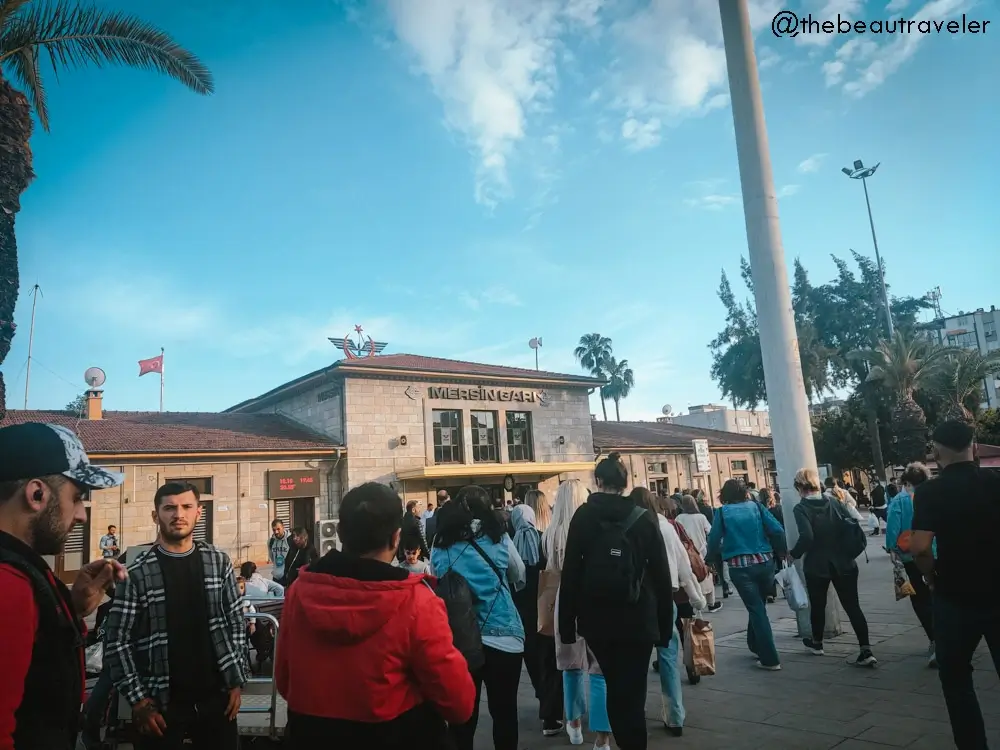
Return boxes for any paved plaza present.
[482,530,1000,749]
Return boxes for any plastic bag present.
[868,512,879,533]
[892,557,916,601]
[775,566,809,611]
[85,642,103,675]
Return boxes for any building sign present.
[428,386,540,402]
[317,388,339,403]
[693,439,711,474]
[267,470,320,499]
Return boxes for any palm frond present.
[0,0,34,27]
[4,44,46,128]
[0,2,213,130]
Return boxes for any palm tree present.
[602,356,635,422]
[936,349,1000,423]
[574,333,613,420]
[850,330,951,462]
[0,1,213,417]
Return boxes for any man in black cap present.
[911,420,1000,750]
[0,421,127,750]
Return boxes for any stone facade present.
[89,458,340,566]
[259,381,345,443]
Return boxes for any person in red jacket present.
[276,482,475,750]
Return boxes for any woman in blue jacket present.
[706,479,786,671]
[885,462,936,666]
[431,485,526,750]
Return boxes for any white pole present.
[23,284,40,409]
[717,0,840,637]
[159,347,165,412]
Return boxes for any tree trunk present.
[941,399,974,425]
[892,396,929,464]
[614,399,621,421]
[863,383,887,483]
[601,398,608,421]
[0,75,36,420]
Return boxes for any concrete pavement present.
[483,530,1000,749]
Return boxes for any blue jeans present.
[729,562,780,667]
[656,619,685,727]
[933,595,1000,750]
[82,668,115,740]
[563,669,610,733]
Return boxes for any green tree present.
[934,349,1000,423]
[812,395,875,473]
[602,357,635,422]
[574,333,613,420]
[977,408,1000,446]
[0,1,213,418]
[65,393,85,414]
[849,330,951,463]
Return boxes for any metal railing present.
[241,596,284,739]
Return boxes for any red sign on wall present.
[267,470,320,499]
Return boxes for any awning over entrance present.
[395,461,595,481]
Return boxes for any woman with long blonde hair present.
[542,480,611,748]
[524,488,552,533]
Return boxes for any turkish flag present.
[138,354,163,377]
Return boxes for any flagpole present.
[160,347,164,412]
[23,284,41,409]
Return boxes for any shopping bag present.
[537,569,560,636]
[892,557,915,601]
[683,618,716,677]
[775,566,809,612]
[85,642,103,675]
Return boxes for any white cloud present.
[459,286,522,310]
[621,116,662,150]
[756,46,781,70]
[885,0,910,10]
[683,194,739,210]
[832,0,970,97]
[822,59,846,86]
[796,0,865,47]
[777,184,801,197]
[797,152,828,173]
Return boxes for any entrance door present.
[54,507,91,584]
[293,498,316,545]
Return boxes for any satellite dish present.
[661,404,673,416]
[529,337,543,349]
[84,367,106,388]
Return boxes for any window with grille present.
[273,500,292,528]
[433,410,463,463]
[193,500,213,543]
[506,411,534,462]
[471,410,499,463]
[731,460,749,471]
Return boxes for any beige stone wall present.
[605,449,777,502]
[261,382,344,443]
[89,458,339,567]
[341,376,596,501]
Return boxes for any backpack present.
[582,506,648,605]
[429,572,485,672]
[829,500,868,560]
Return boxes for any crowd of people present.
[0,419,998,750]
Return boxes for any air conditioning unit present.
[317,518,339,555]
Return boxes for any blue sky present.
[4,0,997,421]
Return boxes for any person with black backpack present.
[430,485,526,750]
[789,467,877,668]
[558,454,673,750]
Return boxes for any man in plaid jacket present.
[104,481,250,750]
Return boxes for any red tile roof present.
[592,420,774,450]
[227,353,602,412]
[335,353,601,383]
[0,411,340,454]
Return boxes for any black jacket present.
[283,545,319,588]
[0,532,85,750]
[558,492,673,646]
[790,496,858,577]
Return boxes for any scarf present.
[511,505,541,567]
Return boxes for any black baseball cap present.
[931,420,976,453]
[0,422,124,489]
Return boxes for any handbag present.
[670,519,709,583]
[537,569,560,636]
[775,566,808,611]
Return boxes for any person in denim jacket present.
[430,485,526,750]
[885,462,936,665]
[707,479,785,671]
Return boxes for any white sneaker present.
[594,743,611,750]
[566,722,584,746]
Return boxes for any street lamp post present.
[842,160,894,338]
[843,160,892,484]
[718,0,840,638]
